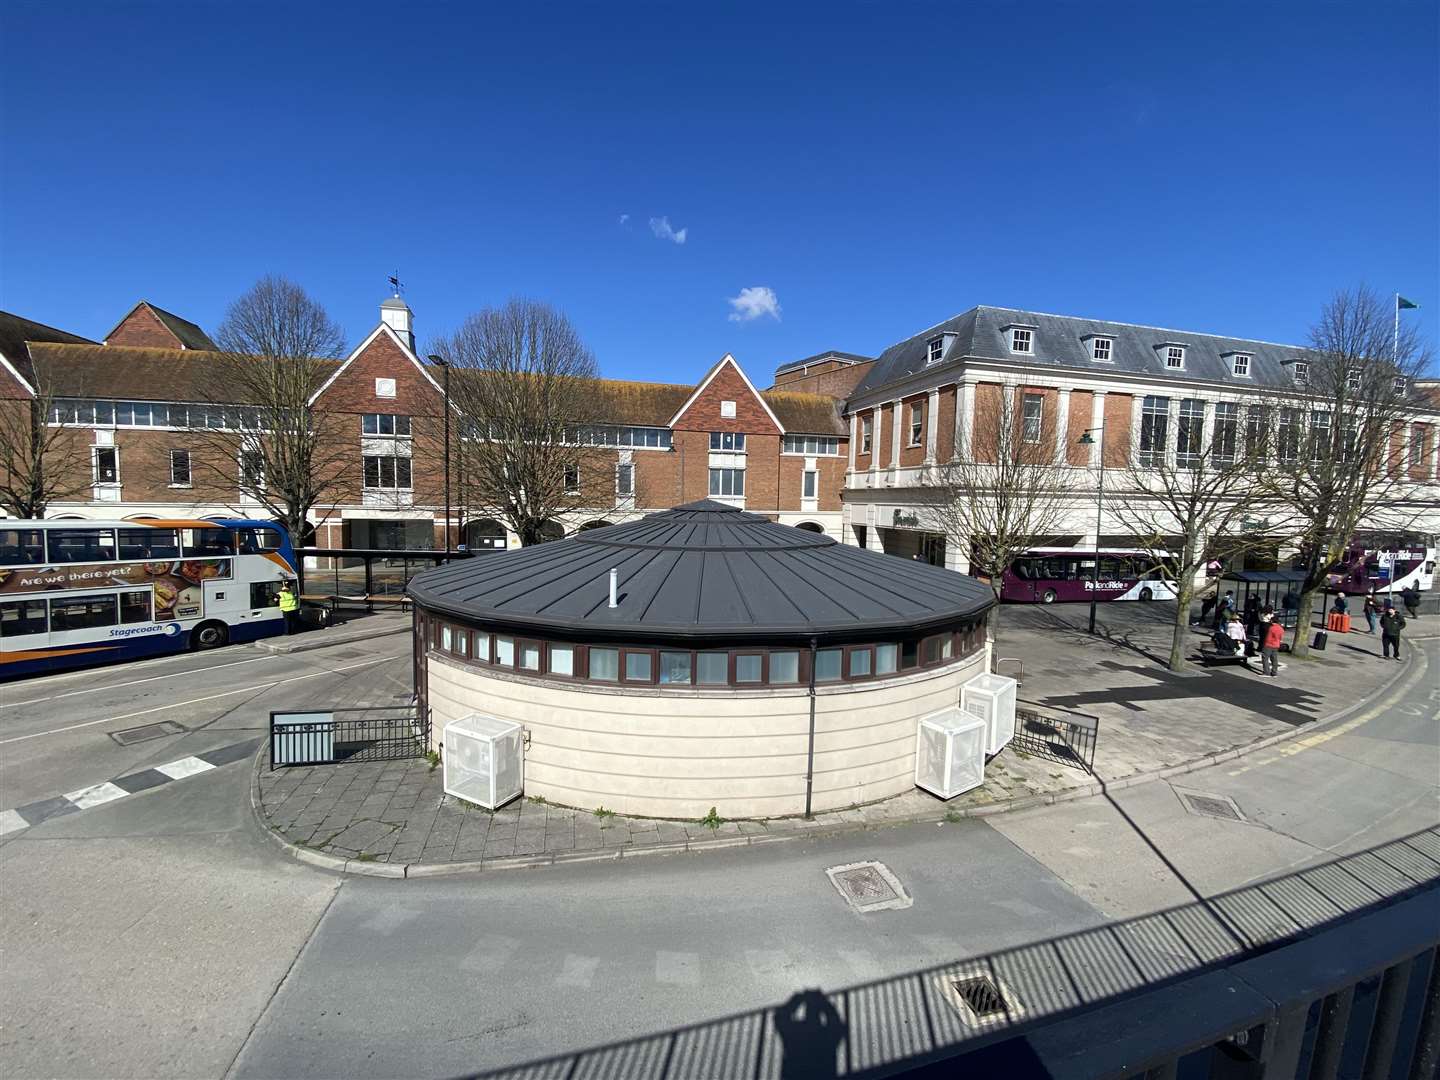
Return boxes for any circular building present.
[408,500,995,819]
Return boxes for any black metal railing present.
[295,546,475,612]
[461,827,1440,1080]
[1012,699,1099,774]
[269,705,427,769]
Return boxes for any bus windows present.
[236,527,283,555]
[46,528,116,563]
[1,599,47,637]
[118,528,181,560]
[182,528,236,557]
[49,593,119,632]
[250,581,283,609]
[1,529,45,566]
[120,590,153,624]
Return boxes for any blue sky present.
[2,2,1436,384]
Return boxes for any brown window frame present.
[621,647,657,684]
[845,644,875,681]
[585,644,621,682]
[732,650,766,685]
[515,637,544,674]
[657,649,694,686]
[546,641,579,679]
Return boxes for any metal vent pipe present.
[608,568,618,608]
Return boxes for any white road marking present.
[0,655,405,745]
[655,950,700,986]
[458,934,522,973]
[155,757,216,780]
[556,954,599,988]
[64,781,130,809]
[5,655,277,708]
[0,809,29,836]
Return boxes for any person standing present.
[1363,592,1379,634]
[277,581,301,636]
[1259,612,1284,677]
[1226,613,1249,657]
[1379,604,1406,661]
[1402,584,1421,618]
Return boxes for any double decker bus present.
[1,518,296,678]
[1322,536,1436,596]
[1000,547,1178,604]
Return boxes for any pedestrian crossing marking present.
[655,950,700,986]
[556,954,599,988]
[64,781,129,809]
[156,756,216,780]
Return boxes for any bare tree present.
[1268,286,1433,657]
[0,369,93,519]
[1110,396,1275,671]
[186,276,350,543]
[921,382,1076,638]
[431,299,606,546]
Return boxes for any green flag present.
[1398,296,1419,310]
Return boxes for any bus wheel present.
[1139,587,1154,601]
[1042,589,1057,604]
[193,622,229,650]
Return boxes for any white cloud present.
[649,216,688,245]
[727,286,782,323]
[618,213,630,226]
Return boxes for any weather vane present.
[388,272,404,298]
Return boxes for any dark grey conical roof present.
[408,501,993,642]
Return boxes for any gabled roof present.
[666,353,786,432]
[307,322,443,406]
[852,305,1320,397]
[0,311,96,393]
[28,342,340,402]
[104,301,218,351]
[773,350,873,377]
[407,501,993,642]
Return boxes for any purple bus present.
[1000,548,1178,604]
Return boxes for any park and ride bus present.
[1321,536,1436,596]
[1000,547,1179,604]
[0,518,297,679]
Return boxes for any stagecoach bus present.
[0,518,297,678]
[1000,547,1178,604]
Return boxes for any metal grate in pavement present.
[1180,790,1245,822]
[953,976,1006,1017]
[825,861,912,913]
[109,721,185,746]
[935,968,1025,1028]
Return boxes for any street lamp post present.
[428,355,452,553]
[1077,419,1106,635]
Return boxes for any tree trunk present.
[1169,577,1194,672]
[986,588,1003,666]
[1291,584,1323,658]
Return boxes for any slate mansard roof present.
[853,305,1324,398]
[408,500,994,642]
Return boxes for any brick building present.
[0,299,851,548]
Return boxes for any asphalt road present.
[0,632,1435,1080]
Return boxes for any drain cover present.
[1179,790,1245,822]
[935,969,1024,1028]
[330,649,365,660]
[825,861,912,913]
[110,721,185,746]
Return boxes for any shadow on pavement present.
[457,826,1440,1080]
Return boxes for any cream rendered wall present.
[426,650,987,820]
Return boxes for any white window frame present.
[860,415,873,454]
[719,400,737,419]
[1393,376,1408,395]
[375,377,397,398]
[616,463,634,497]
[1291,361,1309,386]
[92,446,120,486]
[1165,345,1186,370]
[708,467,745,497]
[362,454,413,490]
[239,449,266,490]
[802,469,817,499]
[168,448,192,488]
[1091,337,1113,362]
[563,464,580,494]
[1231,354,1251,378]
[907,401,923,447]
[782,435,841,455]
[1021,393,1044,444]
[362,413,412,437]
[927,337,944,365]
[1010,328,1033,354]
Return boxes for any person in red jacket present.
[1259,613,1285,677]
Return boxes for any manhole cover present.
[110,721,185,746]
[825,861,912,913]
[934,969,1024,1028]
[1180,791,1244,822]
[330,650,365,660]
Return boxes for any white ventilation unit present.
[443,713,524,809]
[961,673,1018,756]
[914,708,988,799]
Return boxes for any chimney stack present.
[380,296,415,352]
[608,568,618,608]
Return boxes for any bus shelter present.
[1218,569,1309,629]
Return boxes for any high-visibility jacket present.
[278,588,299,613]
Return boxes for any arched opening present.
[795,521,826,534]
[463,518,508,550]
[538,520,566,543]
[578,520,614,532]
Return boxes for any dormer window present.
[1230,353,1251,378]
[1393,376,1407,395]
[1090,336,1112,362]
[1165,345,1186,370]
[1292,361,1309,386]
[1010,328,1033,354]
[927,337,944,365]
[1346,371,1361,392]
